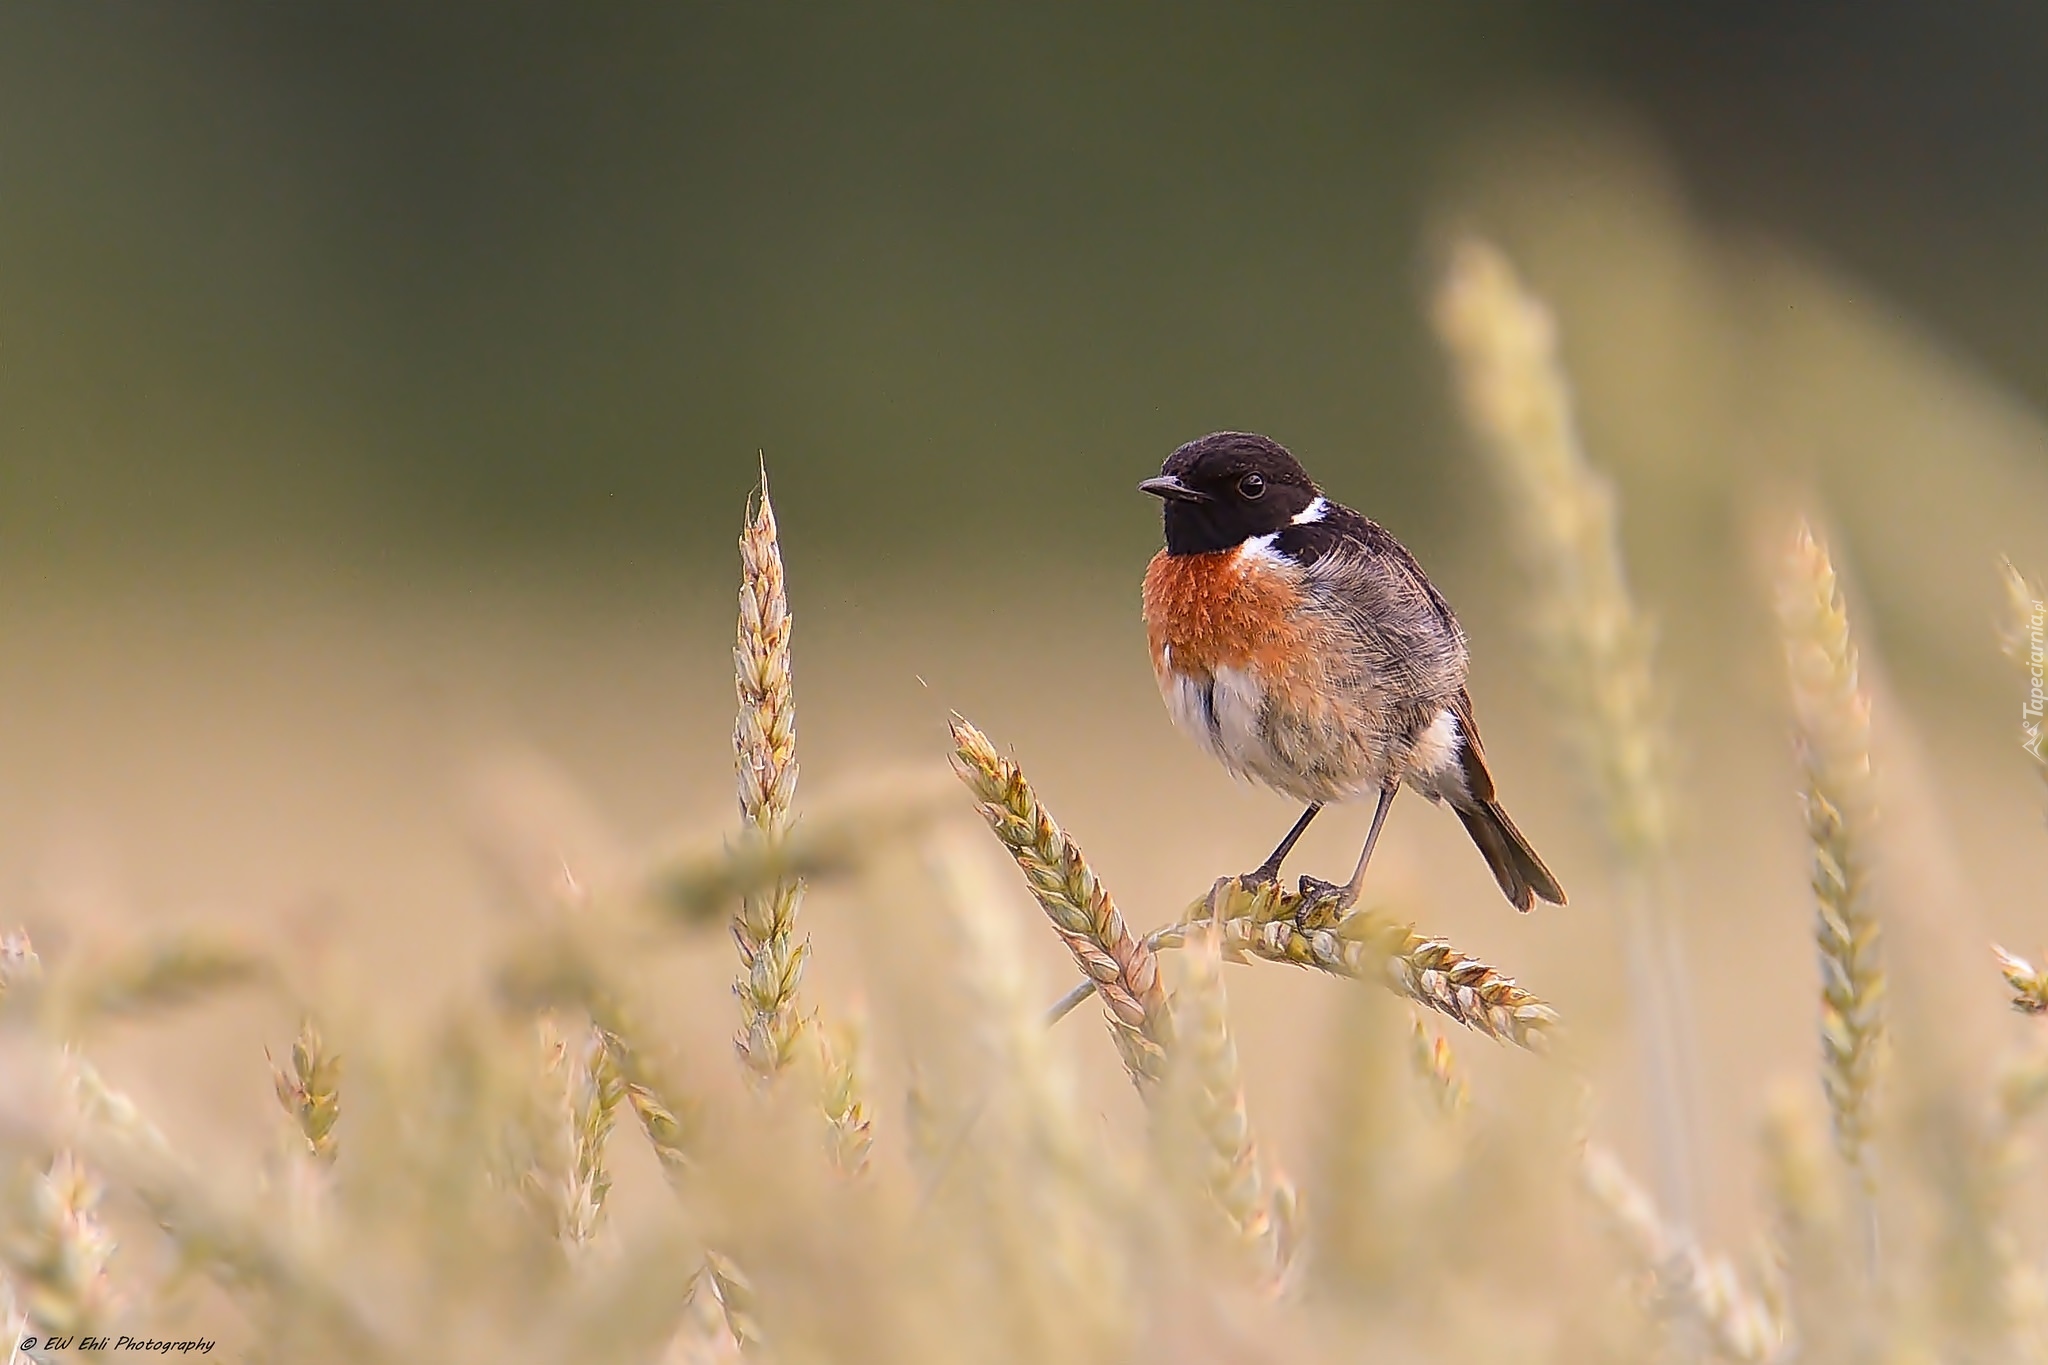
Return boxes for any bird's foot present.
[1238,854,1291,891]
[1203,875,1238,921]
[1293,876,1355,930]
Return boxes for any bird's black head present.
[1140,432,1320,555]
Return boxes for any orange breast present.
[1141,548,1309,686]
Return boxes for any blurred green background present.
[6,2,2045,575]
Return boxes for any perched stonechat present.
[1140,431,1565,912]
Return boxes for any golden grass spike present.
[1977,1044,2048,1362]
[1995,945,2048,1015]
[600,1024,698,1180]
[1776,523,1885,1210]
[1167,922,1295,1285]
[949,715,1172,1087]
[3,1149,119,1337]
[1432,234,1697,1220]
[676,1250,763,1358]
[927,835,1133,1353]
[268,1015,341,1163]
[0,1279,25,1361]
[497,924,704,1177]
[815,1016,874,1176]
[51,1052,394,1357]
[1758,1091,1871,1362]
[642,777,954,925]
[0,929,38,1000]
[1408,1012,1468,1116]
[1583,1142,1789,1362]
[1190,880,1559,1051]
[1432,234,1672,870]
[733,469,812,1081]
[576,1023,624,1243]
[36,934,273,1037]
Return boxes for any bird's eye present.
[1238,473,1265,500]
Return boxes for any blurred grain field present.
[3,115,2048,1362]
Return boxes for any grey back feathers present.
[1291,503,1470,709]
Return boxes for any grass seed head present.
[1777,522,1885,1194]
[950,715,1172,1087]
[733,470,811,1082]
[1996,945,2048,1016]
[269,1015,342,1164]
[1583,1142,1789,1362]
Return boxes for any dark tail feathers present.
[1453,799,1566,912]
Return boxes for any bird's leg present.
[1239,803,1322,890]
[1297,785,1396,921]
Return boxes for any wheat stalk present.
[733,470,812,1082]
[950,716,1172,1087]
[1976,1044,2048,1362]
[268,1016,341,1164]
[1432,233,1699,1221]
[1166,923,1299,1285]
[1584,1141,1789,1362]
[923,837,1134,1353]
[1777,523,1885,1222]
[1758,1091,1882,1364]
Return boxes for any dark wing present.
[1447,686,1495,802]
[1278,503,1469,703]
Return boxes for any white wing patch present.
[1404,705,1466,803]
[1290,496,1328,525]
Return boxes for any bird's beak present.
[1138,475,1209,504]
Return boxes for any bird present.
[1139,431,1565,913]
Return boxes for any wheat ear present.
[733,470,812,1080]
[0,937,120,1333]
[1996,945,2048,1016]
[1433,232,1698,1220]
[949,716,1171,1086]
[1409,1012,1468,1115]
[4,1150,118,1337]
[529,1015,623,1247]
[1191,880,1558,1051]
[1584,1142,1789,1362]
[268,1016,341,1163]
[0,930,39,1000]
[814,1017,874,1176]
[1776,523,1885,1216]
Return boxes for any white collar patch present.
[1290,496,1328,526]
